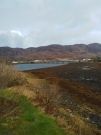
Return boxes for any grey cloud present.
[0,0,101,47]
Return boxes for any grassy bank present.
[0,63,101,135]
[0,89,66,135]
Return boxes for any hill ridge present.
[0,43,101,60]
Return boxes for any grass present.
[0,89,66,135]
[0,63,26,88]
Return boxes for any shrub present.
[34,79,60,114]
[0,63,26,88]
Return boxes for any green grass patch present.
[0,89,66,135]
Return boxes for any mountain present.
[0,43,101,61]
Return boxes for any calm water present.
[15,63,64,71]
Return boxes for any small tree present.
[34,79,60,114]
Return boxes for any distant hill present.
[0,43,101,61]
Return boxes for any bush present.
[0,63,26,88]
[34,79,60,114]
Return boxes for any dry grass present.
[56,108,101,135]
[28,79,61,114]
[9,74,101,135]
[0,63,26,88]
[3,67,100,135]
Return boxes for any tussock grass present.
[0,63,26,88]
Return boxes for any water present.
[15,63,64,71]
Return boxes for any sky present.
[0,0,101,47]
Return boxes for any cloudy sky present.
[0,0,101,47]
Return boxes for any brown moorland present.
[26,62,101,134]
